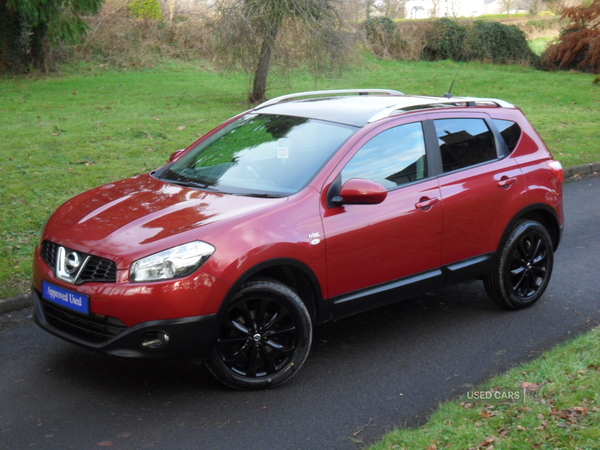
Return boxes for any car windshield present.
[157,113,357,197]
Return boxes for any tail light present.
[547,160,564,184]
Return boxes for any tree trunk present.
[168,0,177,22]
[30,21,52,72]
[0,0,29,74]
[249,18,281,104]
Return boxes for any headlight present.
[130,241,215,282]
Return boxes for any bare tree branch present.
[211,0,353,103]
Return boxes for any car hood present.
[44,173,287,264]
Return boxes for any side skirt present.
[330,253,496,321]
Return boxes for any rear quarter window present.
[493,119,522,153]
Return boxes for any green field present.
[1,56,599,450]
[1,57,599,298]
[529,36,556,55]
[369,326,600,450]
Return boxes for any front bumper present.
[32,289,217,358]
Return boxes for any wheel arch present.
[504,204,562,252]
[224,259,327,325]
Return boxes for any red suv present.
[33,90,564,389]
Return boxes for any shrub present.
[542,0,600,74]
[520,17,564,40]
[421,18,468,61]
[364,16,406,58]
[467,21,538,64]
[128,0,163,20]
[365,16,397,38]
[419,18,538,66]
[76,2,212,67]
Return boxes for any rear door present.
[429,113,528,269]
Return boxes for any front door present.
[321,121,443,316]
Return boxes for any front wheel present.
[484,220,554,310]
[206,278,312,390]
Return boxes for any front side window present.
[434,118,497,173]
[341,122,427,189]
[158,114,357,196]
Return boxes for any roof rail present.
[366,96,517,123]
[454,97,516,108]
[255,89,404,109]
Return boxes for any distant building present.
[405,0,508,19]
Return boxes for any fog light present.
[141,331,170,349]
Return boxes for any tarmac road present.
[1,173,599,450]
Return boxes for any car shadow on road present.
[39,281,508,397]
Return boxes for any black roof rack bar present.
[255,89,404,109]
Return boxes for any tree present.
[430,0,442,18]
[448,0,462,17]
[498,0,519,17]
[167,0,177,21]
[542,0,600,73]
[338,0,367,22]
[370,0,405,19]
[0,0,104,74]
[212,0,351,103]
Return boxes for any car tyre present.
[484,220,554,310]
[206,278,312,390]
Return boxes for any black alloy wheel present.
[206,278,312,390]
[484,220,554,310]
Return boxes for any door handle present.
[498,176,517,188]
[415,197,439,210]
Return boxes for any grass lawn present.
[0,57,598,450]
[369,326,600,450]
[529,36,556,56]
[0,57,599,298]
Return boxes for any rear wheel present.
[206,278,312,390]
[484,220,554,310]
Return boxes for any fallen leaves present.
[458,381,599,450]
[479,409,496,420]
[520,381,542,393]
[551,405,590,428]
[475,435,496,449]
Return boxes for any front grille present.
[79,257,118,283]
[41,241,117,284]
[42,240,58,268]
[39,294,127,343]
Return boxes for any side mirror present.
[169,149,185,162]
[331,178,387,205]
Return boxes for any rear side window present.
[341,122,427,189]
[493,119,522,153]
[434,118,497,173]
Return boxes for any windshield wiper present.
[238,193,284,198]
[167,179,212,190]
[167,178,282,197]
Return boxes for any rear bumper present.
[32,289,217,359]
